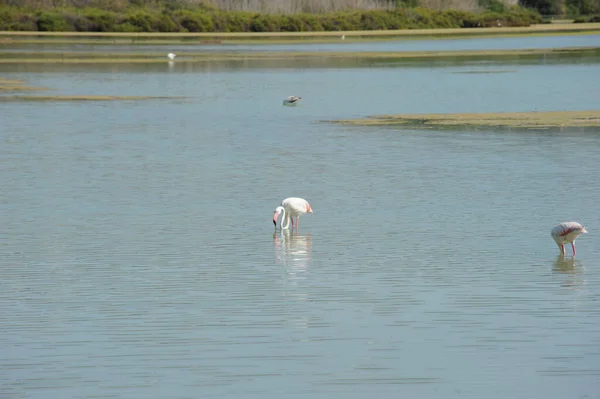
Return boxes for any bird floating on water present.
[551,221,587,256]
[283,96,301,106]
[273,197,313,230]
[167,53,176,60]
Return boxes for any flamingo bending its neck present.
[273,197,313,230]
[551,221,587,256]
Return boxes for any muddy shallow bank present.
[1,46,599,64]
[331,110,600,130]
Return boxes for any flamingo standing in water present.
[273,197,313,230]
[551,222,587,256]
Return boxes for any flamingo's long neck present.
[280,208,290,230]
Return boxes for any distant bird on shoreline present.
[167,53,176,60]
[283,96,301,106]
[273,197,313,230]
[551,222,587,256]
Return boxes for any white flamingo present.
[167,53,176,60]
[551,222,587,256]
[283,96,301,106]
[273,197,313,230]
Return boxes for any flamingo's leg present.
[560,244,565,255]
[296,217,300,231]
[572,242,576,257]
[290,217,295,230]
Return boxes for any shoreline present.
[1,23,599,44]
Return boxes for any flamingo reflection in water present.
[274,230,313,329]
[553,255,586,291]
[274,230,312,274]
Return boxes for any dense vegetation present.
[0,0,544,32]
[520,0,599,16]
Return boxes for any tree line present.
[520,0,599,16]
[0,0,596,33]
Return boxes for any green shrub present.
[0,6,19,30]
[122,11,154,31]
[479,0,505,13]
[173,10,213,32]
[360,11,390,30]
[37,11,70,31]
[0,7,38,31]
[121,10,176,32]
[81,8,118,32]
[250,14,280,32]
[520,0,558,15]
[574,14,600,22]
[293,13,324,31]
[115,22,141,32]
[567,0,600,16]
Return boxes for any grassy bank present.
[0,4,543,33]
[1,23,599,45]
[331,110,600,129]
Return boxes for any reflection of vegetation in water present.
[1,47,599,75]
[1,46,599,65]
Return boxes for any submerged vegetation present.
[331,110,600,129]
[0,0,545,33]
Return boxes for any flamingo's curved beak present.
[273,211,279,227]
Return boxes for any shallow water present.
[1,40,600,399]
[1,33,599,54]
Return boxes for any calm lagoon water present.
[1,37,600,399]
[1,32,599,54]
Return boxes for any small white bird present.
[273,197,313,230]
[167,53,176,60]
[551,222,587,256]
[283,96,301,106]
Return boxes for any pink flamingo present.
[551,222,587,256]
[273,197,313,231]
